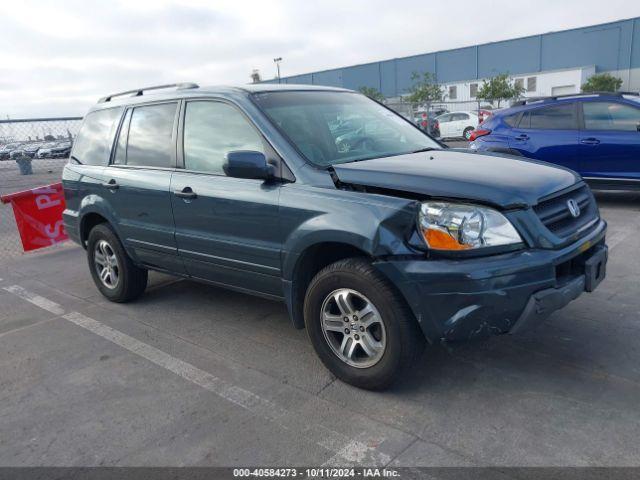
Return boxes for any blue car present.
[470,92,640,189]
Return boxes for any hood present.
[332,150,579,208]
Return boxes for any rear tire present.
[304,258,425,390]
[87,223,148,303]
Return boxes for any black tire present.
[463,127,474,140]
[304,258,425,390]
[87,223,148,303]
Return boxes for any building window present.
[515,78,524,90]
[448,85,457,100]
[470,83,478,98]
[527,77,537,92]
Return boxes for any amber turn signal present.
[422,228,470,250]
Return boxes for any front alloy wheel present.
[321,288,386,368]
[304,257,425,390]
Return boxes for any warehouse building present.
[265,16,640,106]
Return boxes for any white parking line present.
[3,285,65,315]
[4,285,393,465]
[63,311,289,418]
[62,311,391,465]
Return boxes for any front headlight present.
[419,201,522,251]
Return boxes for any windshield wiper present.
[70,155,83,164]
[410,147,440,154]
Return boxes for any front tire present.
[87,223,148,303]
[463,127,474,140]
[304,258,424,390]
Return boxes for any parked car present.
[430,107,449,117]
[474,108,494,124]
[22,142,45,158]
[36,142,59,158]
[63,83,608,389]
[9,144,28,160]
[470,92,640,189]
[435,111,479,140]
[50,141,72,158]
[0,142,21,160]
[414,111,440,137]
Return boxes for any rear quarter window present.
[503,114,519,127]
[71,107,123,165]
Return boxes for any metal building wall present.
[266,17,640,94]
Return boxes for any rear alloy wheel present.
[87,223,148,303]
[463,127,474,140]
[304,258,425,390]
[94,240,120,289]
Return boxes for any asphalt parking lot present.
[0,188,638,468]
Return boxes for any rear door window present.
[583,102,640,131]
[71,107,123,165]
[126,103,178,167]
[520,103,577,130]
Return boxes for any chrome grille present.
[534,184,598,238]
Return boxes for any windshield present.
[253,91,440,167]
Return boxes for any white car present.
[435,111,479,140]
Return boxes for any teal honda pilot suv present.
[63,83,608,389]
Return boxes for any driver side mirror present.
[223,151,276,180]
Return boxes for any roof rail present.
[98,82,199,103]
[511,90,640,107]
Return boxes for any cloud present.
[0,0,638,117]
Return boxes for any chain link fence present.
[0,117,83,262]
[384,98,497,119]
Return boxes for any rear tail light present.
[421,120,428,128]
[468,129,491,141]
[434,120,439,130]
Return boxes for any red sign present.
[1,182,68,252]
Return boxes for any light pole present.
[273,57,282,83]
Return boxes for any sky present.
[1,0,639,118]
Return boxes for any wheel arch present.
[80,212,110,248]
[77,196,121,249]
[285,241,373,329]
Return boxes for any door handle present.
[515,134,529,141]
[580,138,600,145]
[174,187,197,200]
[102,180,119,190]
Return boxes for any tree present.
[357,86,385,102]
[581,73,623,93]
[406,72,443,110]
[476,73,524,107]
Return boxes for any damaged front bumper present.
[374,219,607,342]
